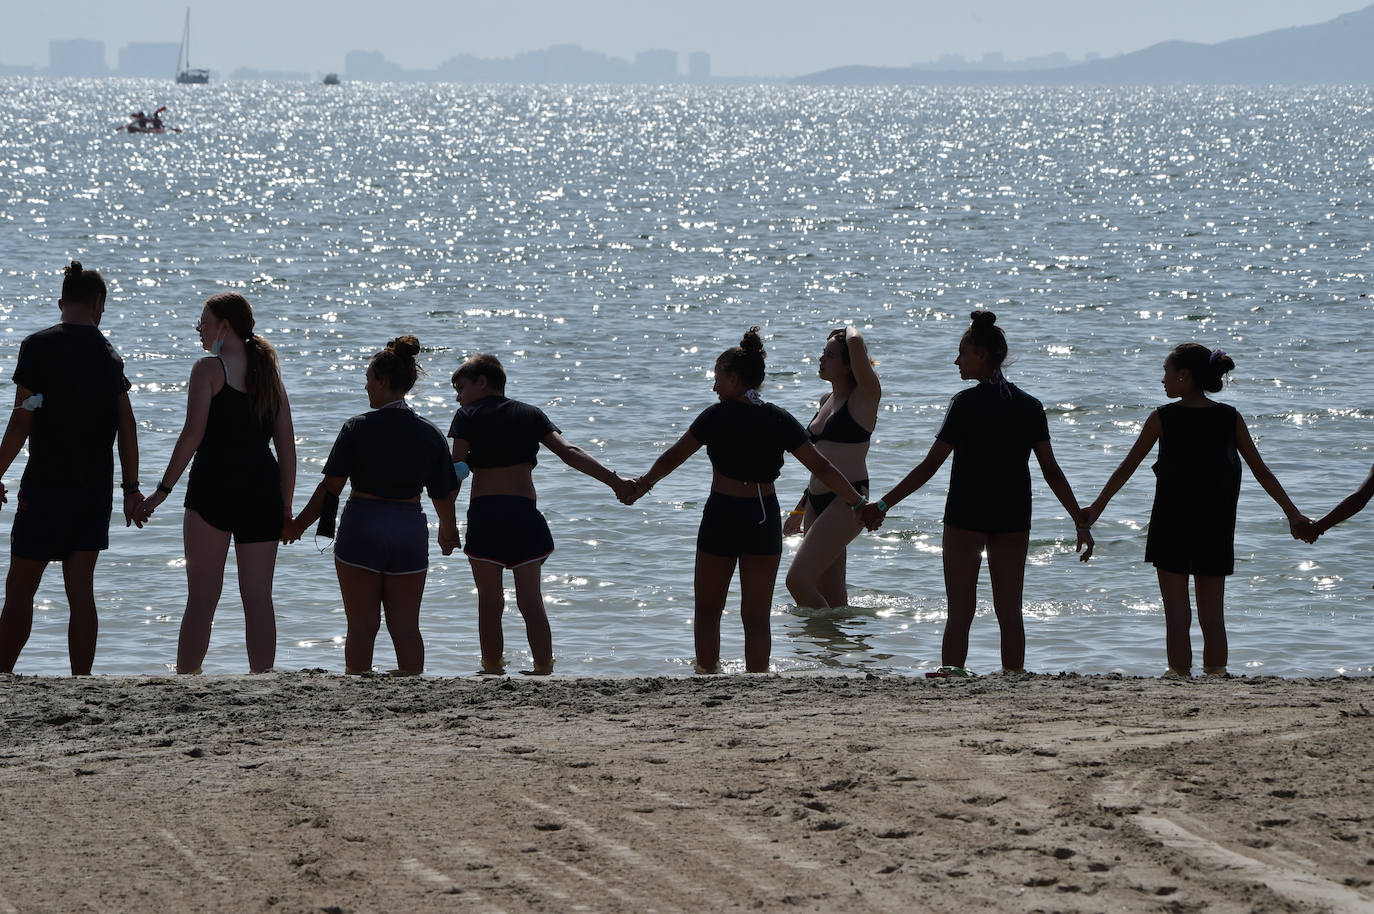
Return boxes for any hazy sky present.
[5,0,1369,75]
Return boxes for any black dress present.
[1145,402,1242,576]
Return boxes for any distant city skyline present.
[3,0,1369,78]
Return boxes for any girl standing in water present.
[783,327,881,609]
[285,336,458,675]
[1085,343,1309,677]
[631,328,864,673]
[449,353,634,675]
[860,311,1092,676]
[138,293,295,673]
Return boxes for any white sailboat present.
[175,8,210,84]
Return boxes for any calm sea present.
[1,79,1371,677]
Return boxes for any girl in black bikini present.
[860,311,1092,676]
[784,326,880,609]
[630,328,864,673]
[137,293,295,673]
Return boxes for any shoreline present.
[3,673,1373,912]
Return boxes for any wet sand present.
[2,673,1372,913]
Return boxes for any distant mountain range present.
[797,5,1374,86]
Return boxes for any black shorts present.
[697,492,782,557]
[465,495,554,569]
[185,460,284,544]
[10,487,112,561]
[334,498,429,575]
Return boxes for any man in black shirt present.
[0,261,143,675]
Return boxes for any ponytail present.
[205,292,284,422]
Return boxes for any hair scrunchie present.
[1209,348,1227,363]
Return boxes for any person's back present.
[16,323,127,492]
[0,260,140,675]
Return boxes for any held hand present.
[1289,514,1319,544]
[621,476,651,506]
[136,489,167,523]
[610,474,639,506]
[782,511,804,536]
[438,522,461,556]
[280,516,305,545]
[1076,526,1095,562]
[1080,502,1101,526]
[123,491,145,528]
[858,502,886,530]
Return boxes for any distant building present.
[49,39,108,77]
[688,51,710,82]
[345,49,410,81]
[118,42,180,78]
[634,49,677,83]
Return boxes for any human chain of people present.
[1,261,1371,679]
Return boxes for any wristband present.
[848,495,869,511]
[157,482,174,495]
[120,481,140,493]
[788,509,805,516]
[875,499,889,512]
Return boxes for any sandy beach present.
[2,673,1373,913]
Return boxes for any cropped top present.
[448,395,560,468]
[807,396,873,444]
[688,398,809,483]
[323,406,457,500]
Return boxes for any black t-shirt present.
[936,380,1050,533]
[12,323,131,491]
[448,395,560,468]
[688,399,809,483]
[323,407,457,500]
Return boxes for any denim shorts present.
[333,498,428,575]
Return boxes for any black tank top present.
[197,359,275,470]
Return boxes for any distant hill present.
[797,5,1374,86]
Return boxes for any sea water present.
[1,79,1371,677]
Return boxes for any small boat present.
[175,8,209,84]
[125,125,172,134]
[323,73,340,85]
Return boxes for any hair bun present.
[65,260,83,278]
[389,335,421,359]
[740,326,764,355]
[970,310,997,327]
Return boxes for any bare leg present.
[1194,574,1228,672]
[511,562,553,674]
[0,557,48,673]
[335,560,383,674]
[693,552,736,673]
[469,559,507,673]
[1157,569,1194,675]
[984,530,1030,672]
[785,497,863,609]
[738,553,782,673]
[381,571,427,674]
[941,525,986,668]
[234,539,279,673]
[61,551,100,675]
[177,510,231,674]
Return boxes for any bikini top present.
[807,397,873,444]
